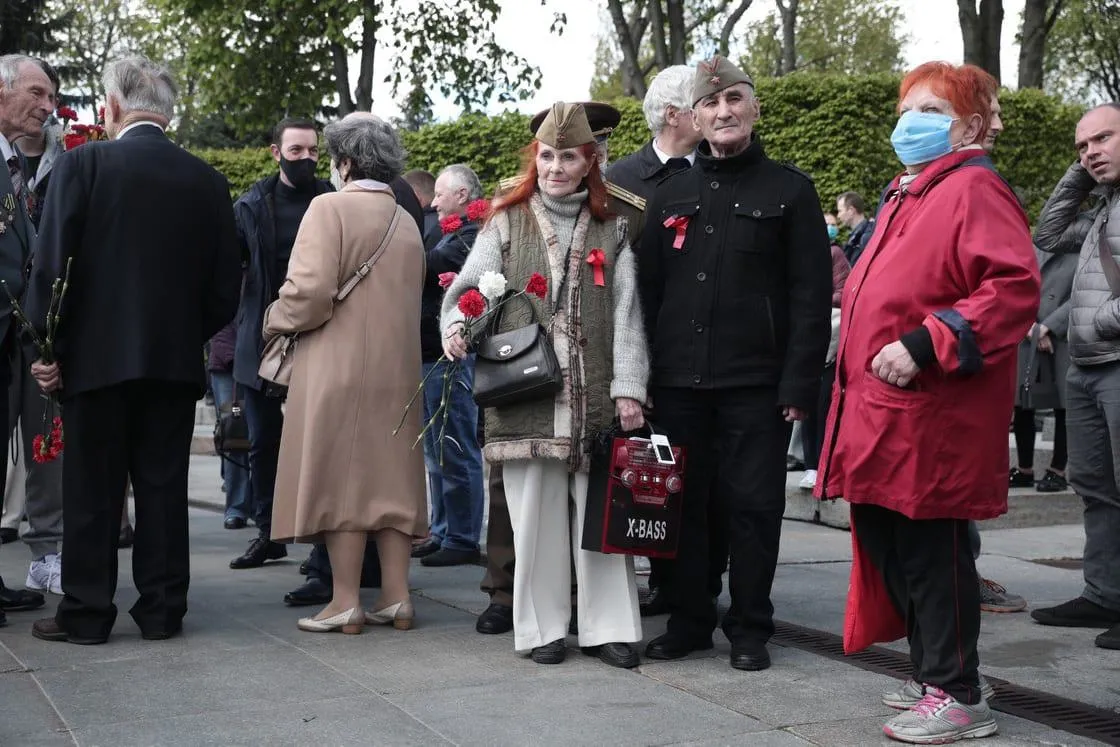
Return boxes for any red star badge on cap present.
[710,75,721,85]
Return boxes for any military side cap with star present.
[531,102,595,149]
[692,56,754,105]
[531,102,619,146]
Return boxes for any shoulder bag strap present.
[335,206,403,302]
[1096,208,1120,297]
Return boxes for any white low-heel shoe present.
[297,607,364,634]
[364,598,414,630]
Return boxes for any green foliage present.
[193,74,1083,221]
[1045,0,1120,103]
[742,0,907,78]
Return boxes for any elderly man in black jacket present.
[638,56,832,671]
[28,56,241,643]
[409,163,487,568]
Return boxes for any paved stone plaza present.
[0,455,1115,746]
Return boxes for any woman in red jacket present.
[816,62,1039,745]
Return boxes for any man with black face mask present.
[229,117,333,569]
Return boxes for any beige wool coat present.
[264,182,427,544]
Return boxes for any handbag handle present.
[336,206,402,302]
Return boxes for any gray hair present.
[643,65,696,134]
[0,54,37,89]
[439,163,483,201]
[102,57,177,119]
[324,117,407,182]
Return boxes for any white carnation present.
[478,271,508,301]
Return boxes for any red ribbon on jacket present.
[663,215,690,250]
[586,249,606,287]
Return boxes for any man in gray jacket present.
[1031,103,1120,651]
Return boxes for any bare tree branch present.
[719,0,754,56]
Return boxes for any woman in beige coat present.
[263,115,427,634]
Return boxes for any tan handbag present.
[258,206,403,388]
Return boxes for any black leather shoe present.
[410,538,440,559]
[730,641,771,671]
[582,642,639,669]
[640,587,671,617]
[284,578,332,607]
[0,584,44,612]
[644,632,714,660]
[1008,468,1035,489]
[31,617,107,645]
[299,558,310,576]
[141,626,182,641]
[1031,597,1120,628]
[0,527,17,544]
[230,537,288,569]
[421,547,481,567]
[223,516,247,530]
[476,603,513,634]
[531,639,566,664]
[118,524,134,549]
[1096,622,1120,650]
[1036,469,1068,493]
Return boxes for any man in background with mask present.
[229,117,332,570]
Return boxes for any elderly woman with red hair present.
[816,63,1040,744]
[441,103,648,669]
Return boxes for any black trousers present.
[306,541,382,588]
[653,386,789,644]
[57,380,197,639]
[648,508,729,597]
[1012,406,1067,471]
[800,362,836,470]
[850,503,983,705]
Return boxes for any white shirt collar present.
[652,138,696,166]
[349,179,390,192]
[0,132,14,163]
[116,121,165,140]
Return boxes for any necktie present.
[7,155,24,206]
[665,157,692,175]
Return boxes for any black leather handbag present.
[473,248,574,409]
[1018,327,1060,412]
[214,391,251,468]
[473,294,563,409]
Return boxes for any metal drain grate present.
[772,620,1120,745]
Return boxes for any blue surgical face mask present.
[890,110,955,167]
[826,224,839,240]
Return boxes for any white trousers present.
[503,459,641,653]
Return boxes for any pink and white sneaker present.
[883,686,998,744]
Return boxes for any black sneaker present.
[1036,470,1068,493]
[230,537,288,569]
[1009,468,1035,489]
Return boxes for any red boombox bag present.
[582,423,686,558]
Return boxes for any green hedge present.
[194,74,1083,220]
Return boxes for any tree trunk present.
[776,0,798,75]
[1018,0,1064,89]
[354,1,378,112]
[606,0,647,98]
[648,0,671,69]
[330,42,355,115]
[666,0,687,64]
[958,0,1003,80]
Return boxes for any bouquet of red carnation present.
[2,258,73,463]
[62,111,109,151]
[394,269,548,464]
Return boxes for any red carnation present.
[524,273,548,299]
[57,106,78,121]
[457,289,486,318]
[440,214,463,235]
[438,272,458,289]
[64,133,86,151]
[98,105,105,123]
[466,199,490,222]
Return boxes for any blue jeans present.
[211,372,252,521]
[241,383,284,537]
[421,358,485,551]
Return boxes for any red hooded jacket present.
[815,149,1040,652]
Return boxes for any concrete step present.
[196,398,216,427]
[783,472,1080,531]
